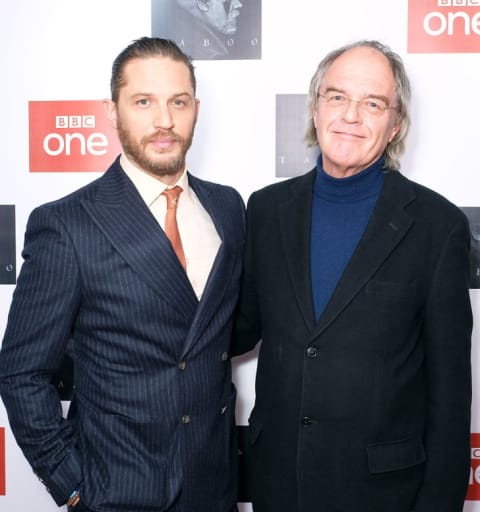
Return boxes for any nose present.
[153,104,174,129]
[231,0,242,8]
[342,98,361,122]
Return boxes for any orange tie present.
[162,186,186,269]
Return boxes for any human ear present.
[388,123,400,143]
[103,99,118,129]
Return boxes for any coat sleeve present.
[413,213,472,512]
[231,192,263,356]
[0,205,82,506]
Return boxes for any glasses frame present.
[317,92,399,116]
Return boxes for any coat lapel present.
[309,171,416,342]
[278,169,317,331]
[80,161,199,320]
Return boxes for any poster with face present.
[276,94,320,178]
[461,207,480,289]
[0,205,16,285]
[152,0,261,60]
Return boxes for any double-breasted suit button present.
[306,347,317,358]
[301,416,312,427]
[178,360,186,370]
[182,415,191,424]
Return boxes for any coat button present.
[182,415,191,424]
[178,360,186,370]
[221,351,229,361]
[306,347,317,358]
[301,416,312,426]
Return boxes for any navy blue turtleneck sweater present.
[311,156,385,319]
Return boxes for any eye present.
[170,95,193,109]
[136,98,150,107]
[364,98,387,113]
[329,94,346,104]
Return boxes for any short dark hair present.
[110,37,196,103]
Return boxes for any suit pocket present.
[80,408,178,509]
[367,435,426,474]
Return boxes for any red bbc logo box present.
[0,427,5,496]
[467,433,480,500]
[408,0,480,53]
[29,100,122,172]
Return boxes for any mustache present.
[145,130,183,143]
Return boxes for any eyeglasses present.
[318,92,399,117]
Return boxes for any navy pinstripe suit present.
[0,158,245,511]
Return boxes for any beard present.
[116,118,195,179]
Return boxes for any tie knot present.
[162,185,183,209]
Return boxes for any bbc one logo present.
[408,0,480,53]
[29,101,121,172]
[467,433,480,500]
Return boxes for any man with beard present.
[0,37,244,512]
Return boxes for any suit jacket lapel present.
[309,171,416,341]
[80,161,199,320]
[181,174,240,355]
[278,169,317,331]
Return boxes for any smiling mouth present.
[334,131,363,138]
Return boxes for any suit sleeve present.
[231,192,263,356]
[0,206,82,505]
[413,213,472,512]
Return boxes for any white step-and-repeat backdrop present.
[1,1,479,510]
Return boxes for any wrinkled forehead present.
[322,47,396,96]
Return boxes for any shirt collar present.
[120,153,190,207]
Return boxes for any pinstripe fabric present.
[0,157,245,512]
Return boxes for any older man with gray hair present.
[233,40,472,512]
